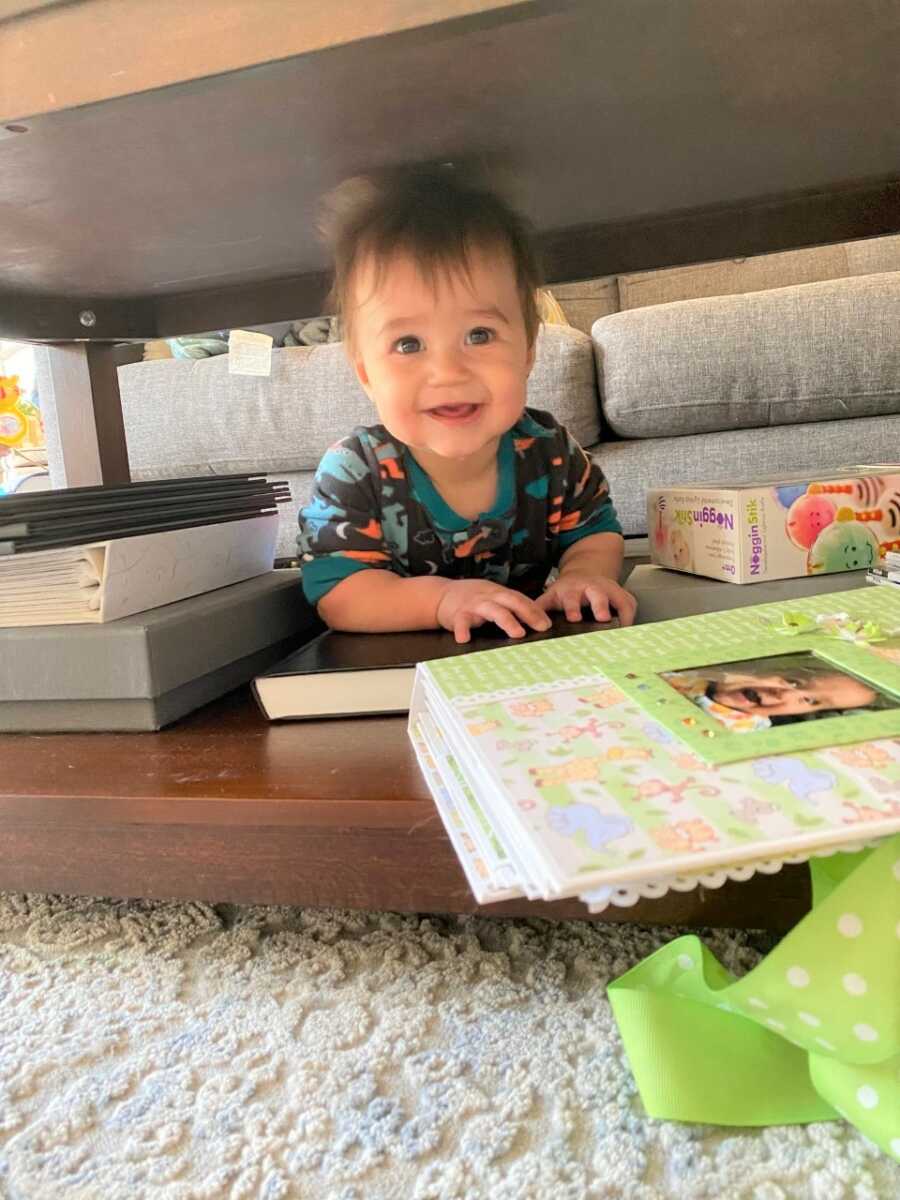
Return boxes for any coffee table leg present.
[36,343,130,487]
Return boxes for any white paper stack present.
[867,549,900,589]
[0,514,278,625]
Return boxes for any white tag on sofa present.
[228,330,274,377]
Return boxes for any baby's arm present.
[319,571,551,644]
[559,529,624,582]
[535,432,636,625]
[539,531,636,625]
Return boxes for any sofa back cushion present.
[119,323,600,478]
[593,271,900,440]
[615,233,900,310]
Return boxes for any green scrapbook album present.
[409,587,900,906]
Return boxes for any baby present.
[663,657,884,732]
[299,166,635,643]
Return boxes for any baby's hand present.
[536,574,637,626]
[436,580,552,644]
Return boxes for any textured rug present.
[1,893,898,1200]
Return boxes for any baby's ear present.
[525,339,537,375]
[352,351,373,395]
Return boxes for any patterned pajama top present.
[298,407,622,606]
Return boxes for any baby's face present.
[350,245,533,464]
[710,670,876,717]
[670,528,691,569]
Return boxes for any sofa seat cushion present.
[592,411,900,538]
[118,324,600,479]
[592,272,900,440]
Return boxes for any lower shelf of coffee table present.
[0,688,810,929]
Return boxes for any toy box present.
[647,468,900,583]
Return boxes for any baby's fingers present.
[453,612,477,644]
[478,600,527,640]
[501,590,553,632]
[608,583,638,627]
[563,590,587,622]
[585,587,612,623]
[536,585,583,622]
[534,588,560,613]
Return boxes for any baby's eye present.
[466,327,494,345]
[394,336,422,355]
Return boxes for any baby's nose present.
[429,345,470,383]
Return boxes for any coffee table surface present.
[5,686,425,823]
[1,685,809,927]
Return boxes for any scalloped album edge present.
[579,838,880,913]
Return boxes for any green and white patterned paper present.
[413,589,900,897]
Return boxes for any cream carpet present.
[1,892,897,1200]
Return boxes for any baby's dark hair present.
[319,164,542,347]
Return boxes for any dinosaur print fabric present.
[298,408,620,604]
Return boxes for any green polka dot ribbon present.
[608,834,900,1160]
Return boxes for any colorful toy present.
[0,375,27,448]
[773,483,807,508]
[874,486,900,537]
[831,501,900,556]
[807,515,879,574]
[652,495,669,551]
[785,494,836,548]
[789,487,900,560]
[808,475,886,506]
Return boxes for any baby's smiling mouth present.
[426,403,480,421]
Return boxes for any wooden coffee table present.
[0,685,809,928]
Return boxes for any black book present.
[252,616,616,720]
[0,475,290,554]
[0,472,270,515]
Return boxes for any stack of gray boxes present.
[0,570,320,731]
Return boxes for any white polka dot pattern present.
[843,973,868,996]
[853,1024,880,1042]
[665,835,900,1162]
[837,913,864,938]
[857,1086,879,1110]
[787,966,810,988]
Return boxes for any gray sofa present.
[105,240,900,561]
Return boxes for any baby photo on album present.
[660,652,900,733]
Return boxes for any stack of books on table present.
[0,474,289,624]
[408,587,900,913]
[0,475,323,731]
[867,550,900,590]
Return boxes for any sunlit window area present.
[0,341,46,496]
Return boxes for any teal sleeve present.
[298,433,393,605]
[555,430,623,550]
[301,557,373,606]
[558,497,623,549]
